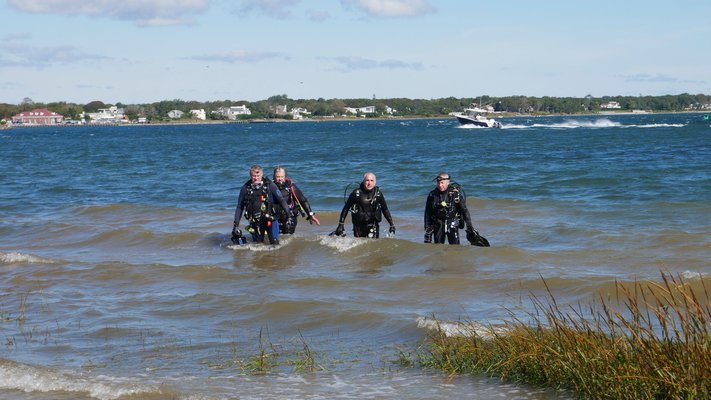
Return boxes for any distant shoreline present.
[2,110,708,129]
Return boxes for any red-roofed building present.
[12,109,65,125]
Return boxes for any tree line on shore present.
[2,93,710,122]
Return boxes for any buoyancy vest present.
[243,178,273,220]
[274,180,298,220]
[350,186,382,223]
[430,184,462,221]
[275,180,295,209]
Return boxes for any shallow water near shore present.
[1,114,709,399]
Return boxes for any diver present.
[232,164,290,245]
[272,166,320,234]
[332,172,395,238]
[424,172,489,246]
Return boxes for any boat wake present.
[502,118,686,129]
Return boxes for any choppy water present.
[1,113,709,399]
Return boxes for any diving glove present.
[332,223,345,237]
[424,226,433,243]
[388,225,396,235]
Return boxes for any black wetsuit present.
[274,179,314,235]
[339,183,394,238]
[233,178,290,244]
[424,184,474,244]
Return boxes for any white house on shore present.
[168,110,184,119]
[345,106,376,114]
[276,105,311,120]
[190,109,206,120]
[213,105,252,120]
[291,107,311,120]
[601,101,622,109]
[86,106,126,123]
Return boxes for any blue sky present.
[1,0,709,105]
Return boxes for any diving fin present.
[231,233,247,245]
[466,230,490,247]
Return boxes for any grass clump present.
[422,271,710,399]
[203,327,323,374]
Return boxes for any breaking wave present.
[416,317,508,338]
[0,360,166,400]
[0,251,61,265]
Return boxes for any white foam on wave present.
[416,317,507,339]
[497,119,621,129]
[226,235,293,252]
[319,234,369,252]
[227,243,280,252]
[681,270,707,280]
[504,119,685,130]
[550,118,622,129]
[0,360,159,400]
[0,251,59,265]
[627,123,685,128]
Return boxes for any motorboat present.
[454,107,502,128]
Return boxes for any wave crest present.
[0,360,165,400]
[0,251,60,265]
[416,316,507,338]
[319,234,370,252]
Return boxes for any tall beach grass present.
[421,271,710,399]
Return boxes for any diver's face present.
[437,176,450,191]
[250,169,263,184]
[274,170,286,184]
[363,174,376,190]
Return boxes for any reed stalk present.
[422,271,710,399]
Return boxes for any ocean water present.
[1,113,709,399]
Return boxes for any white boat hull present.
[456,114,502,128]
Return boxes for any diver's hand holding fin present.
[466,229,490,247]
[388,225,396,237]
[231,226,246,245]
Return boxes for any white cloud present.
[2,33,32,42]
[187,51,290,63]
[340,0,435,18]
[621,73,677,83]
[7,0,210,26]
[306,9,331,22]
[0,37,108,68]
[237,0,301,19]
[326,56,423,71]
